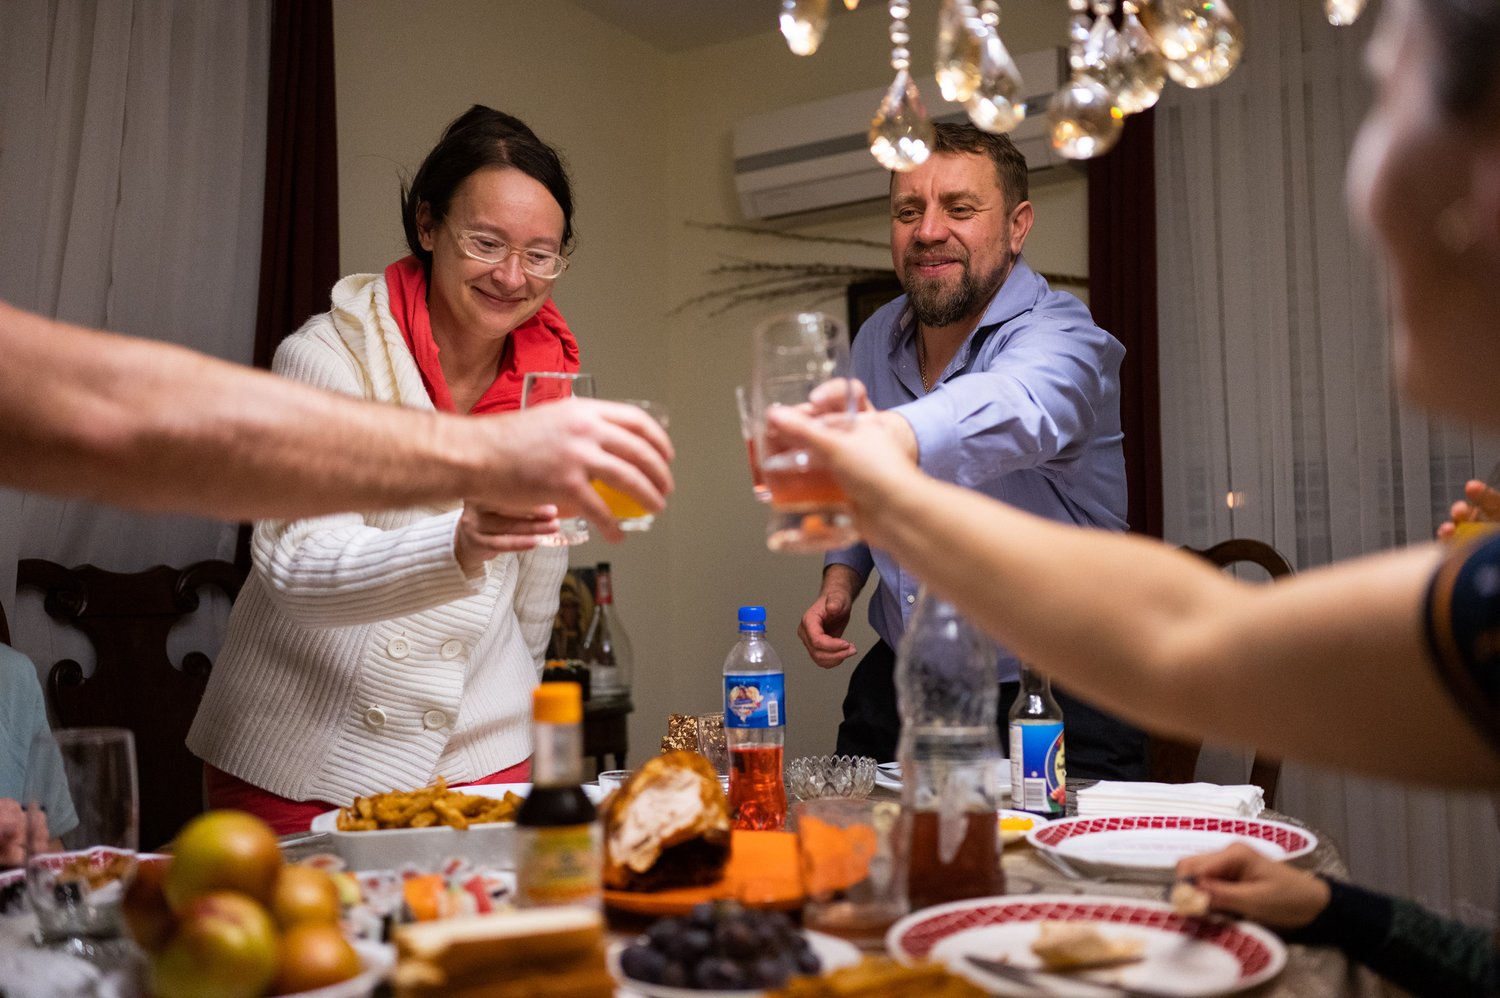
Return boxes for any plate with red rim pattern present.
[1026,815,1317,882]
[887,895,1287,996]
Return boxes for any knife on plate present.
[962,954,1183,998]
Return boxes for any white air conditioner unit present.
[732,48,1076,221]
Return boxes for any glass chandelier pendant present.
[1137,0,1244,89]
[780,0,830,56]
[1082,5,1125,108]
[869,1,934,171]
[965,1,1026,134]
[1324,0,1367,26]
[844,0,861,8]
[935,0,985,103]
[1111,2,1167,114]
[1048,2,1123,159]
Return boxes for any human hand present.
[0,798,48,868]
[1174,843,1330,930]
[766,392,922,516]
[454,502,560,574]
[481,398,674,543]
[798,566,862,669]
[1437,479,1500,541]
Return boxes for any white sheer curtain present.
[0,0,271,674]
[1156,3,1500,924]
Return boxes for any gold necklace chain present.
[917,334,931,393]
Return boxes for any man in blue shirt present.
[797,122,1147,780]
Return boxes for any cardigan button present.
[364,706,387,728]
[388,637,411,659]
[422,709,448,731]
[440,639,464,660]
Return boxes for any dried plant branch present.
[686,220,888,252]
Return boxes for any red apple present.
[121,857,176,953]
[151,890,278,998]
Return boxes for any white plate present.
[1027,815,1317,883]
[308,783,603,872]
[887,895,1286,996]
[875,763,1011,802]
[608,929,861,997]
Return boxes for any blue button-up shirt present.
[826,256,1128,682]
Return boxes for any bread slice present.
[1030,921,1145,970]
[393,906,602,981]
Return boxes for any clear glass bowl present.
[786,754,877,801]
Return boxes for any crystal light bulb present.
[845,0,860,8]
[1082,13,1124,106]
[1324,0,1367,26]
[966,14,1025,134]
[935,0,985,103]
[780,0,830,56]
[1047,73,1124,159]
[1112,9,1166,113]
[1138,0,1244,89]
[870,68,935,171]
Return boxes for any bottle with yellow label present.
[515,682,601,909]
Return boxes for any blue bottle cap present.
[738,605,766,630]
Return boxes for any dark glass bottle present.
[515,682,601,908]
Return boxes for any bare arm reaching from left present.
[768,398,1500,788]
[0,301,672,532]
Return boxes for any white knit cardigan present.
[187,273,565,805]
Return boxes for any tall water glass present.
[750,312,858,552]
[521,372,594,545]
[24,727,140,963]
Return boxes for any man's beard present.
[903,250,1010,328]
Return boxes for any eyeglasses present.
[448,224,570,280]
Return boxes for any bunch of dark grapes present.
[619,901,822,990]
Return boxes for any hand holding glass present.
[593,400,669,531]
[521,372,593,546]
[750,312,858,552]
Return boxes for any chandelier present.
[779,0,1370,165]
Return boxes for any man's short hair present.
[931,121,1029,209]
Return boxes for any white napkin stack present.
[1075,781,1265,818]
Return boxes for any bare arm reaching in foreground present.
[767,399,1500,787]
[0,301,672,537]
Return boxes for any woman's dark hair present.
[400,105,575,275]
[1418,0,1500,119]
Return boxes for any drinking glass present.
[793,798,908,944]
[521,372,594,545]
[695,712,730,794]
[733,385,772,503]
[593,399,669,531]
[596,770,634,795]
[749,312,859,552]
[24,727,140,963]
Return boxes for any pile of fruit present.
[618,901,821,990]
[124,810,362,998]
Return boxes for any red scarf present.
[384,255,580,414]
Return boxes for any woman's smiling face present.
[418,166,566,345]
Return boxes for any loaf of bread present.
[602,750,731,891]
[393,907,610,997]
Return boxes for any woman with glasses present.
[188,106,586,832]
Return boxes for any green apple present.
[151,890,278,998]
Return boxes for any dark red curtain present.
[241,0,341,571]
[1089,111,1163,539]
[253,0,340,369]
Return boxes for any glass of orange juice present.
[592,399,668,531]
[521,372,593,546]
[750,312,858,553]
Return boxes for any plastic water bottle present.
[895,589,1005,909]
[723,606,787,830]
[1009,664,1066,816]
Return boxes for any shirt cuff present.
[896,397,960,483]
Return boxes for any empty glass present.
[24,727,139,963]
[521,372,593,545]
[749,312,859,553]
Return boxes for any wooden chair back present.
[1147,539,1292,808]
[17,559,244,849]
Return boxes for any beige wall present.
[332,1,1084,767]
